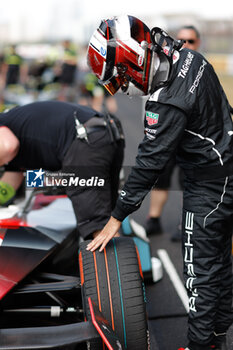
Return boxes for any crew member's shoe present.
[178,345,211,350]
[178,335,228,350]
[145,217,163,236]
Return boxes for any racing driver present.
[86,15,233,350]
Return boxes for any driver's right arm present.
[0,126,20,166]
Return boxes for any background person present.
[1,45,27,87]
[176,25,201,51]
[78,70,118,114]
[86,15,233,350]
[57,39,78,101]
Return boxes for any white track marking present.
[157,249,189,313]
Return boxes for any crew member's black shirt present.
[0,101,100,170]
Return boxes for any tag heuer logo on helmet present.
[146,112,159,126]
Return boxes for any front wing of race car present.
[0,317,99,349]
[0,194,149,350]
[0,298,122,350]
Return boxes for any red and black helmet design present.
[87,15,152,96]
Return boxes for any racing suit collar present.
[149,52,172,94]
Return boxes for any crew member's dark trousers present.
[62,129,124,239]
[182,175,233,345]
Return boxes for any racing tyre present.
[79,237,149,350]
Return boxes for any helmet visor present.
[101,63,130,95]
[102,74,128,96]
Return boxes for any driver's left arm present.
[112,102,187,221]
[87,102,187,252]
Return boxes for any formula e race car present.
[0,188,149,350]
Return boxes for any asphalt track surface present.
[114,94,233,350]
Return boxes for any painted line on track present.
[157,249,189,313]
